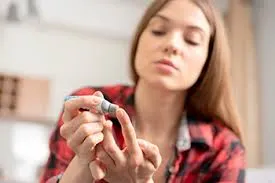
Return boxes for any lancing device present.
[64,95,118,116]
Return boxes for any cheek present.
[192,49,208,71]
[134,45,148,77]
[183,51,208,81]
[137,31,159,55]
[134,34,154,71]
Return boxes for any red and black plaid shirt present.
[40,85,246,183]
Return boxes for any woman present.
[41,0,246,182]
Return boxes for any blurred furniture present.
[0,72,50,124]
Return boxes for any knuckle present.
[130,155,142,168]
[103,144,116,154]
[158,155,162,166]
[87,135,98,147]
[120,158,127,167]
[151,144,159,152]
[96,133,104,144]
[81,111,91,122]
[79,124,91,136]
[66,138,74,149]
[60,125,68,139]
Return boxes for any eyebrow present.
[153,14,170,22]
[152,14,207,34]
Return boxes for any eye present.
[186,39,200,46]
[185,33,202,46]
[151,30,166,36]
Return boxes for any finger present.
[60,111,102,139]
[62,110,80,123]
[137,139,162,169]
[67,122,104,150]
[90,91,106,114]
[89,160,106,181]
[77,132,104,159]
[63,95,102,121]
[96,144,115,167]
[116,108,143,165]
[102,120,125,164]
[92,91,109,126]
[93,91,104,98]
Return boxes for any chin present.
[147,77,185,91]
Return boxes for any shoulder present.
[188,116,244,152]
[195,120,246,181]
[190,119,246,168]
[188,117,244,156]
[211,120,244,153]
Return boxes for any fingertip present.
[116,108,123,117]
[105,120,113,129]
[64,95,78,102]
[116,108,130,122]
[93,91,104,98]
[137,139,147,148]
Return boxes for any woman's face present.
[135,0,211,91]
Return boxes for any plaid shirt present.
[40,85,245,183]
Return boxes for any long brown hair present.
[129,0,243,143]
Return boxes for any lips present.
[156,59,178,70]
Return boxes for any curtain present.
[225,0,261,168]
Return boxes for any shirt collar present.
[176,115,214,152]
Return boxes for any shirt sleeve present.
[45,173,63,183]
[39,112,75,183]
[206,141,246,183]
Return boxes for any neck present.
[134,80,186,143]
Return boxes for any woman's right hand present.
[60,91,105,166]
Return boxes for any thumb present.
[89,160,106,180]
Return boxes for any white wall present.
[0,0,152,120]
[0,120,52,182]
[252,0,275,166]
[0,0,150,39]
[0,22,133,120]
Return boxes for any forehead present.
[152,0,211,33]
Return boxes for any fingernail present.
[106,120,113,129]
[116,108,124,117]
[93,96,102,105]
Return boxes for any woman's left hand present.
[89,108,162,183]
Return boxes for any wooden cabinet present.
[0,73,50,122]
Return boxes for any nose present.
[164,45,180,55]
[163,33,183,56]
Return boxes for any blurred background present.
[0,0,274,182]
